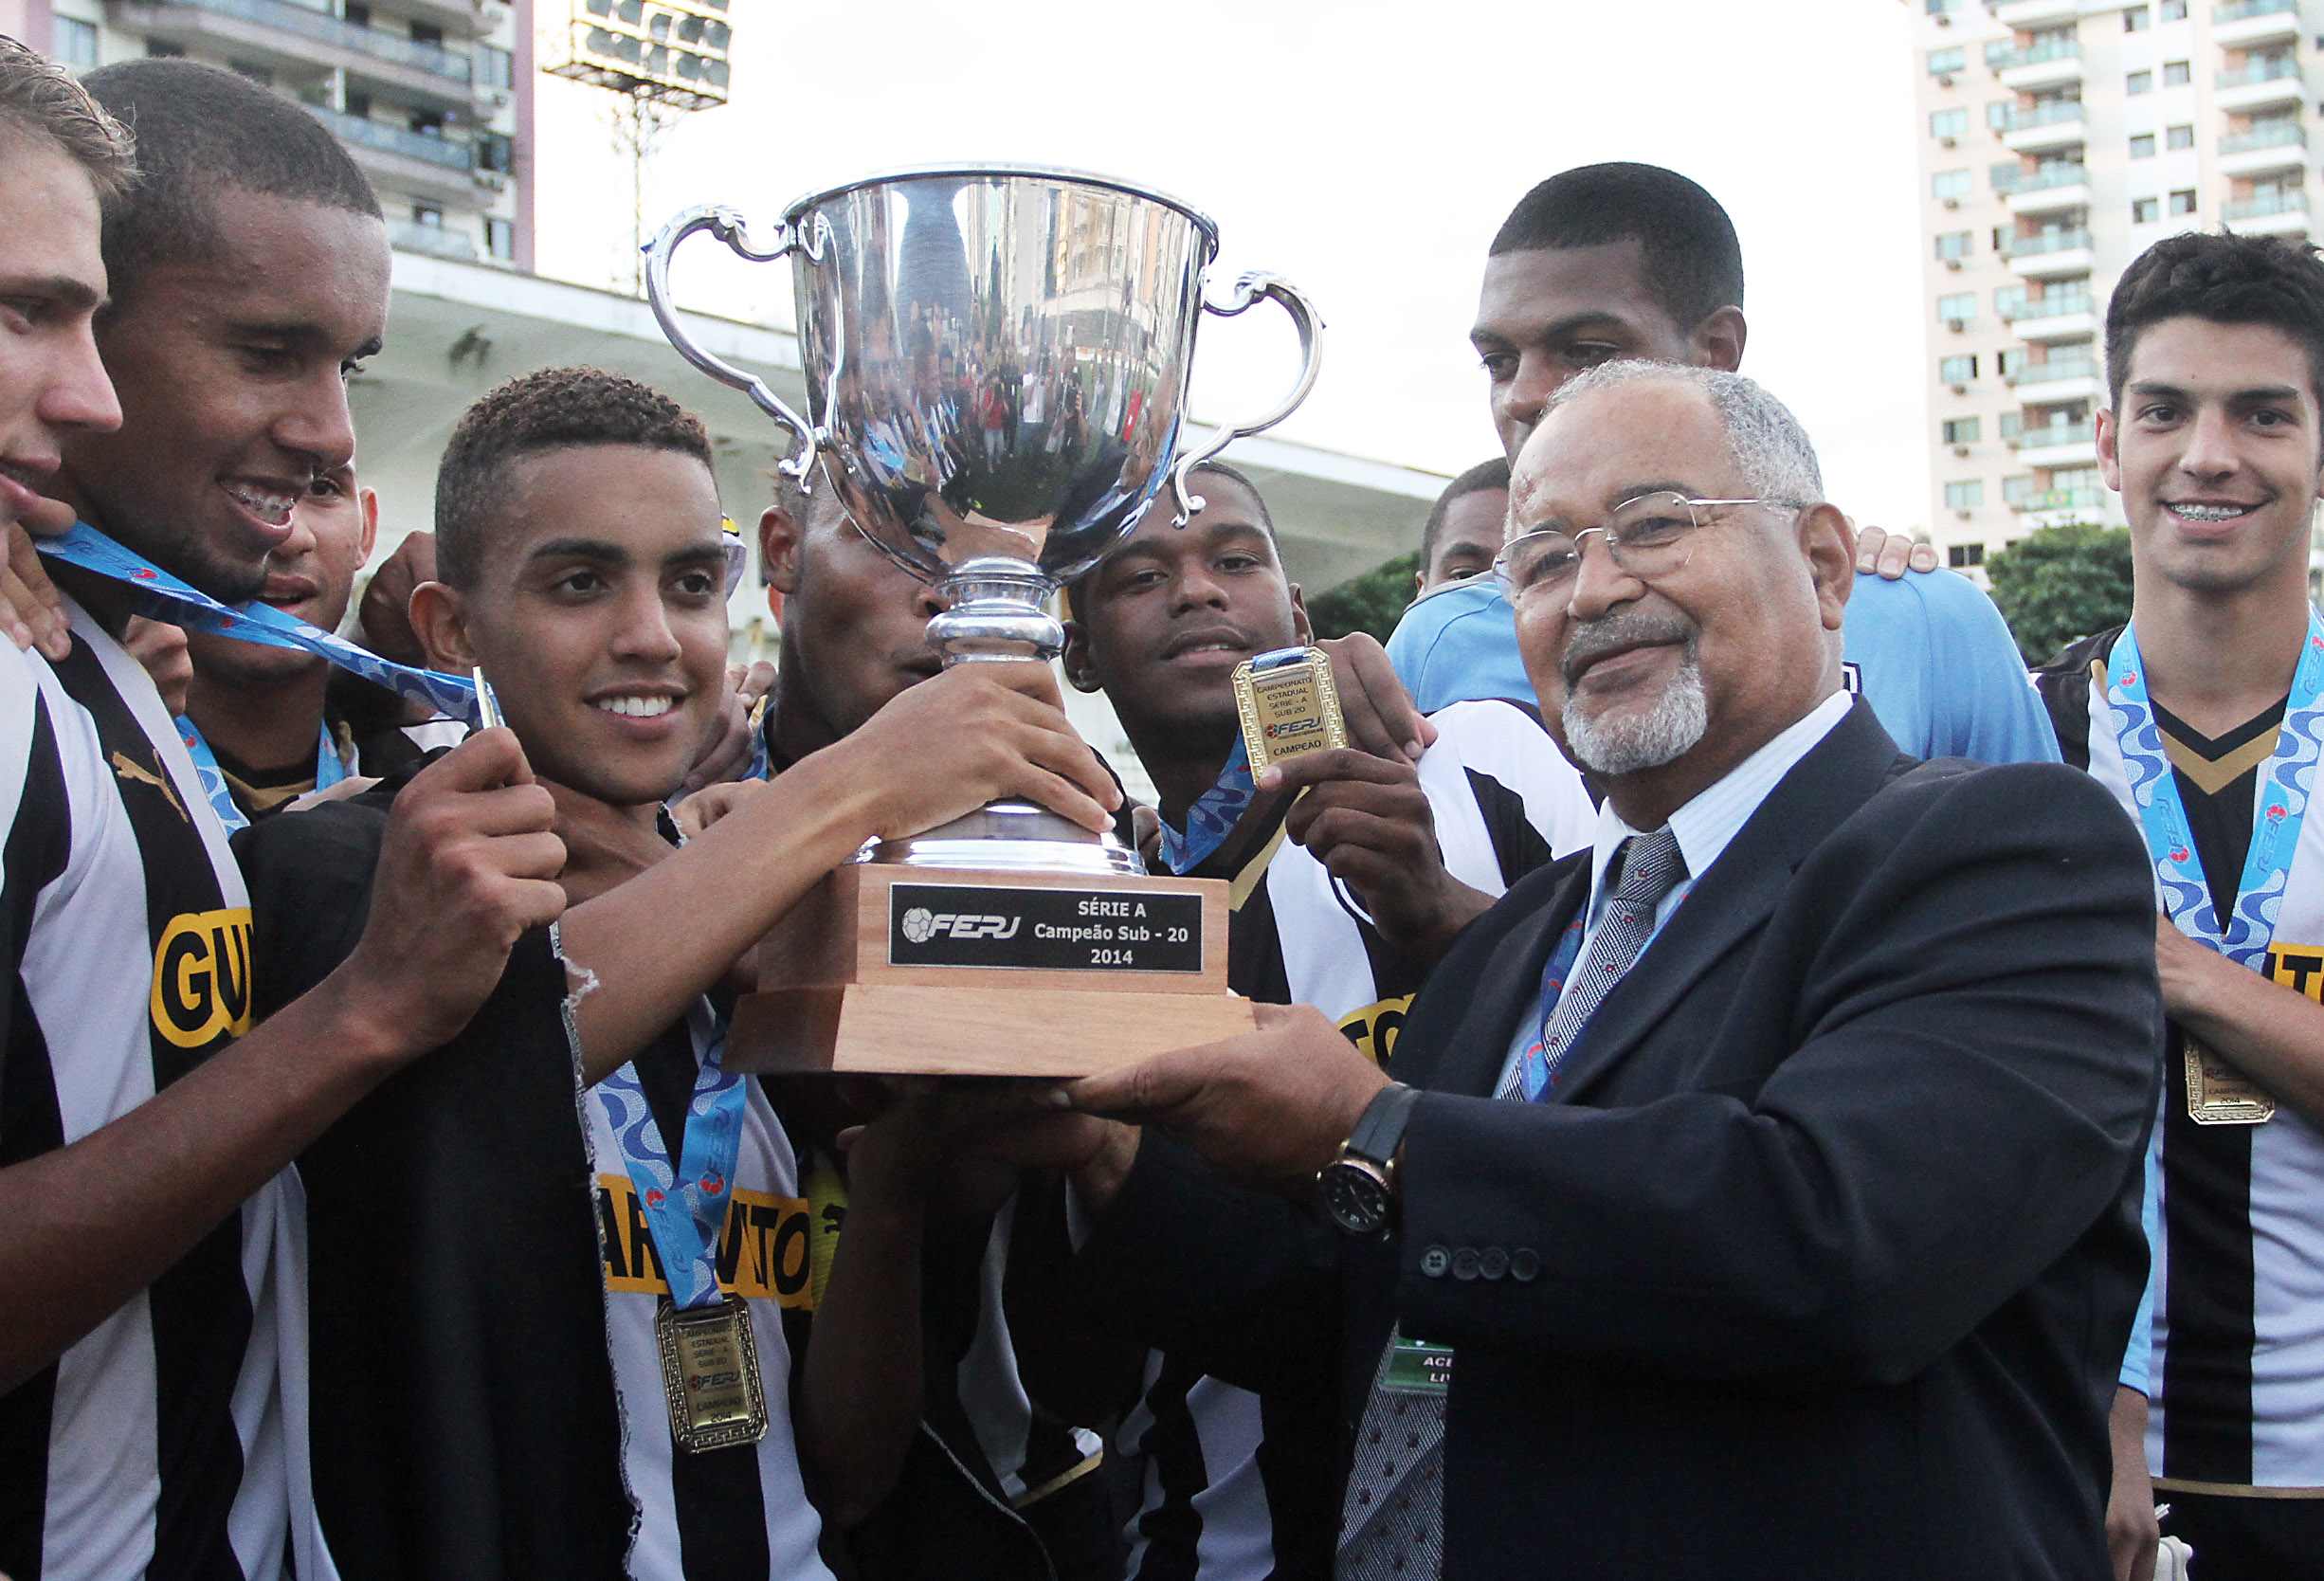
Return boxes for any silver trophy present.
[645,164,1320,877]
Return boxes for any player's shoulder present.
[1849,565,2005,631]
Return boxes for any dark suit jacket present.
[1067,699,2163,1581]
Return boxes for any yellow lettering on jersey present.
[1336,993,1414,1065]
[595,1173,816,1309]
[2266,940,2324,1004]
[150,907,255,1048]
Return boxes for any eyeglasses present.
[1490,493,1798,601]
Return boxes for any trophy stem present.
[868,555,1143,876]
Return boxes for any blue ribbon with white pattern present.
[175,717,347,835]
[1154,645,1319,874]
[2105,612,2324,968]
[590,1030,748,1310]
[37,521,484,725]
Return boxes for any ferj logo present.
[149,907,255,1048]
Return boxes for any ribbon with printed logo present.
[37,521,483,725]
[591,1031,748,1310]
[176,718,347,835]
[1154,646,1321,874]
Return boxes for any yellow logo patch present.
[2266,940,2324,1004]
[596,1173,818,1308]
[1337,993,1415,1065]
[150,908,255,1048]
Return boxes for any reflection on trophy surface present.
[646,164,1318,1073]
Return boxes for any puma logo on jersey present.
[112,751,189,823]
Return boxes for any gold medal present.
[657,1295,770,1452]
[1232,647,1349,775]
[2184,1033,2277,1126]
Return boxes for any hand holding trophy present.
[645,165,1321,1075]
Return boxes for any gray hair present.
[1541,360,1825,505]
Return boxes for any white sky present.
[530,0,1932,538]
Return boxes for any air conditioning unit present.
[1935,9,1952,23]
[1955,507,1974,520]
[474,169,506,191]
[1946,257,1965,270]
[1941,135,1958,147]
[1951,382,1970,394]
[1944,197,1961,209]
[1948,318,1970,332]
[1952,444,1971,457]
[483,88,509,108]
[1938,72,1955,86]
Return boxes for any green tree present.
[1306,551,1422,644]
[1985,522,2136,663]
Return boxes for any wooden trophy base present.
[729,863,1256,1076]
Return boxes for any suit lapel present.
[1397,861,1590,1099]
[1550,700,1908,1104]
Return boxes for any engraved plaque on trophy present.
[646,165,1321,1074]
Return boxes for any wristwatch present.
[1318,1081,1422,1235]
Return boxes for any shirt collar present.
[1585,690,1854,919]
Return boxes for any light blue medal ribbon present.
[38,521,484,725]
[1154,645,1317,875]
[2105,610,2324,966]
[174,717,346,835]
[591,1029,749,1310]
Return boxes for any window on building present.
[2160,0,2186,17]
[2124,4,2150,27]
[343,1,370,23]
[2131,133,2156,157]
[1940,354,1980,384]
[408,109,445,136]
[2162,59,2189,86]
[53,15,98,67]
[1937,291,1975,322]
[229,60,273,86]
[1932,106,1970,140]
[2133,196,2161,222]
[477,132,514,173]
[411,204,445,228]
[409,20,444,44]
[2170,189,2198,215]
[1945,480,1986,509]
[485,217,516,262]
[144,38,185,56]
[1944,417,1982,445]
[1995,284,2028,318]
[2127,70,2153,94]
[2168,123,2193,149]
[479,43,515,89]
[1949,542,1987,567]
[1930,46,1968,76]
[344,89,372,118]
[1927,0,1962,13]
[1934,169,1972,203]
[1936,229,1973,261]
[1997,347,2020,379]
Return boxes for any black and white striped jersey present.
[1116,700,1593,1579]
[0,602,329,1581]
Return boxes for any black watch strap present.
[1345,1081,1422,1168]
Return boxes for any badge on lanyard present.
[1380,1329,1454,1396]
[1232,645,1349,775]
[2106,617,2324,1126]
[594,1023,769,1452]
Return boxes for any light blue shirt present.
[1496,692,1855,1094]
[1386,570,2062,767]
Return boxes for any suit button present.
[1511,1247,1541,1282]
[1451,1247,1480,1281]
[1479,1246,1509,1281]
[1420,1245,1450,1278]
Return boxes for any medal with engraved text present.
[1232,645,1348,775]
[2183,1032,2277,1125]
[658,1294,770,1452]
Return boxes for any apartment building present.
[3,0,532,271]
[1913,0,2315,579]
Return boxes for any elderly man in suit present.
[1056,360,2164,1580]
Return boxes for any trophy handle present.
[644,205,826,483]
[1168,271,1324,524]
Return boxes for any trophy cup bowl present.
[645,165,1320,1073]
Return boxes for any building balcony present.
[2000,100,2088,154]
[2214,0,2301,48]
[388,217,477,261]
[2007,173,2090,215]
[2226,187,2312,233]
[1990,38,2084,92]
[2009,484,2109,515]
[2003,227,2093,280]
[2012,306,2097,340]
[108,0,477,110]
[1995,0,2079,26]
[2217,59,2304,112]
[304,103,483,206]
[2220,122,2309,176]
[2012,422,2098,463]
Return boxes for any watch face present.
[1321,1162,1389,1235]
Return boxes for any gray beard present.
[1562,655,1709,775]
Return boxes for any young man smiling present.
[2034,232,2324,1581]
[1061,463,1590,1580]
[0,52,568,1581]
[240,367,1121,1580]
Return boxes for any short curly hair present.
[0,32,136,204]
[434,367,715,589]
[2106,231,2324,415]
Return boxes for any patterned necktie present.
[1338,828,1688,1581]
